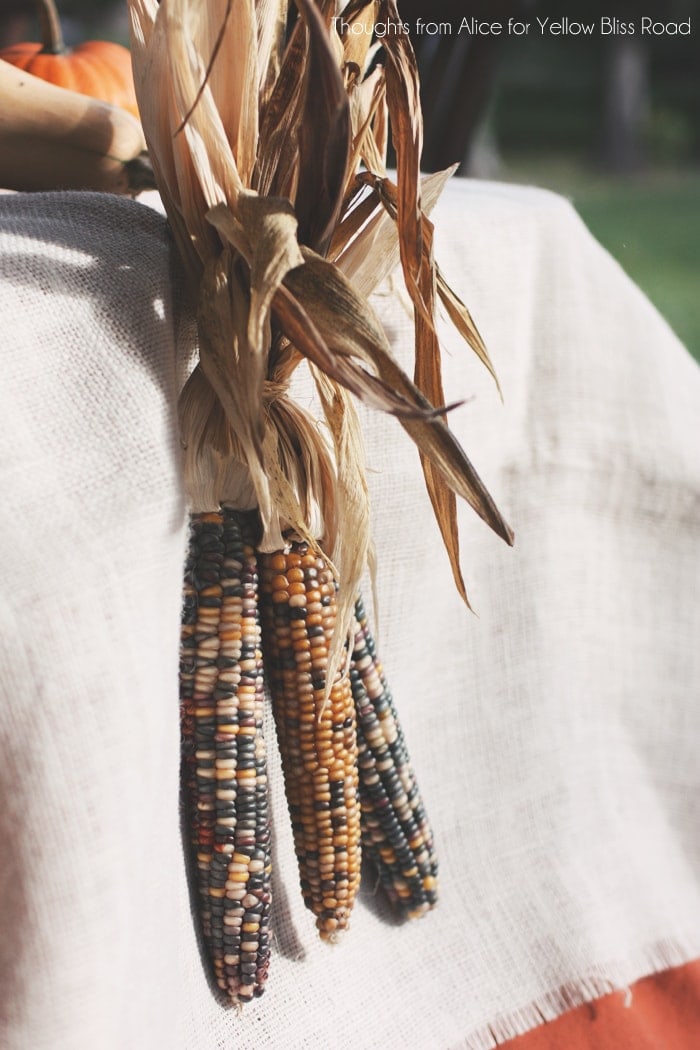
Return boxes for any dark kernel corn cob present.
[259,541,362,941]
[350,595,438,918]
[180,508,272,1002]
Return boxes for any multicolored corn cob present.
[259,541,362,941]
[180,508,272,1002]
[350,595,438,919]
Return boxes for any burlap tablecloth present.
[1,181,699,1049]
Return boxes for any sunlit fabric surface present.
[1,182,699,1049]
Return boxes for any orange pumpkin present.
[0,0,139,120]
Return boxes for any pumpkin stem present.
[36,0,66,56]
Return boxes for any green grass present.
[500,158,700,360]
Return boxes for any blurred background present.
[2,0,698,356]
[401,0,700,359]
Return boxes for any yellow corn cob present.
[180,508,272,1002]
[350,595,438,918]
[259,540,362,940]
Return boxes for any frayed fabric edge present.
[450,937,700,1050]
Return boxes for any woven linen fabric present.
[0,182,699,1050]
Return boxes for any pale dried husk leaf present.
[334,168,453,298]
[338,0,379,75]
[255,0,288,108]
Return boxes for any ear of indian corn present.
[350,595,438,918]
[259,540,362,940]
[180,507,272,1002]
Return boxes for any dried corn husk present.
[128,0,513,682]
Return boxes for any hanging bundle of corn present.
[128,0,513,1002]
